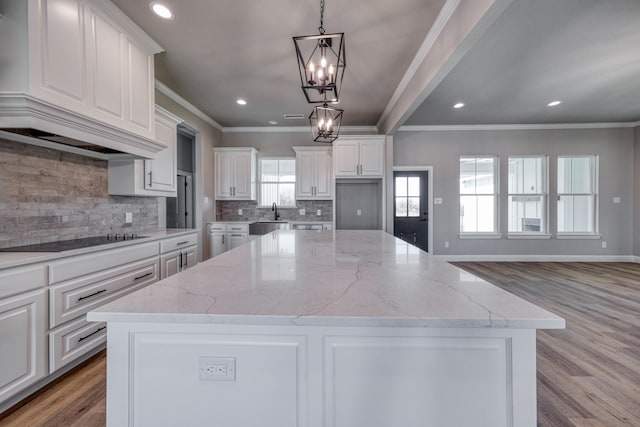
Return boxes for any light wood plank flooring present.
[1,262,639,426]
[454,262,640,427]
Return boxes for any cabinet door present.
[334,142,359,176]
[144,114,177,192]
[126,38,153,135]
[296,152,316,199]
[0,290,46,403]
[233,153,252,199]
[227,233,248,250]
[210,233,227,258]
[215,152,234,199]
[160,252,180,279]
[182,247,197,271]
[359,140,384,176]
[314,151,333,198]
[31,0,87,107]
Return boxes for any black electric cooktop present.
[0,234,148,252]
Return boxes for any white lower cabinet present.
[160,246,196,279]
[208,223,249,257]
[0,265,47,404]
[49,317,106,373]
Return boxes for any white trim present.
[507,234,552,240]
[377,0,461,130]
[633,256,640,263]
[438,254,634,262]
[223,126,378,133]
[155,80,223,131]
[458,233,503,240]
[555,234,602,240]
[99,1,163,54]
[399,122,640,132]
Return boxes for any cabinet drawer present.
[49,242,159,284]
[0,264,47,299]
[226,224,249,233]
[49,257,158,328]
[49,316,106,373]
[160,234,198,254]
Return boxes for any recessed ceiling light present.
[150,3,174,19]
[453,102,465,109]
[236,99,247,106]
[547,100,562,107]
[268,120,278,125]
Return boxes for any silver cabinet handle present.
[134,272,153,281]
[184,251,188,268]
[148,171,153,186]
[222,235,225,244]
[176,241,189,246]
[78,326,106,343]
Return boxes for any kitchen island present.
[89,230,564,427]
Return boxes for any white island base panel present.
[105,321,536,427]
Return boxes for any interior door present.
[393,171,428,252]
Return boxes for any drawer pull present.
[78,326,106,343]
[176,240,190,246]
[78,289,107,302]
[134,272,153,281]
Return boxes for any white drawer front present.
[49,242,159,284]
[160,234,198,254]
[49,257,158,328]
[0,264,47,299]
[49,316,106,373]
[225,224,249,233]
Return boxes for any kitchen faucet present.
[272,202,280,221]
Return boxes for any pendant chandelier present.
[309,103,343,143]
[293,0,346,104]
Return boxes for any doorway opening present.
[166,125,195,229]
[392,167,433,252]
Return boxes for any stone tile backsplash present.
[216,200,333,222]
[0,139,158,249]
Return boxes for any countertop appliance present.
[0,233,147,252]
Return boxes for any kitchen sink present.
[249,221,289,235]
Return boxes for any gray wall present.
[635,127,640,257]
[0,139,158,249]
[394,128,634,256]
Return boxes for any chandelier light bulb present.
[319,118,325,129]
[317,68,324,80]
[327,119,333,130]
[320,57,327,68]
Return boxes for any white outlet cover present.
[238,208,243,215]
[199,357,236,381]
[434,198,443,205]
[299,208,306,216]
[125,212,132,223]
[316,209,321,216]
[613,197,621,204]
[356,209,362,216]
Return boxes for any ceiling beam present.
[377,0,514,135]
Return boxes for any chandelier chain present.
[319,0,325,34]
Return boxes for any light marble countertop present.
[0,229,198,270]
[89,230,565,329]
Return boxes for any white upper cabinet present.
[107,106,182,197]
[0,0,164,158]
[214,148,258,200]
[293,147,333,200]
[334,137,385,178]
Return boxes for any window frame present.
[258,156,297,208]
[458,155,500,237]
[556,155,599,237]
[507,155,549,237]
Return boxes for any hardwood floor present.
[0,351,106,427]
[1,262,639,426]
[454,262,640,427]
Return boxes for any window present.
[459,156,498,233]
[508,156,547,233]
[259,158,295,206]
[557,156,598,233]
[395,176,421,217]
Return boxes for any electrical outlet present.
[299,208,306,216]
[199,357,236,381]
[316,209,321,216]
[125,212,132,223]
[444,241,449,248]
[434,198,443,205]
[601,241,607,249]
[356,209,362,216]
[613,197,621,204]
[238,208,243,216]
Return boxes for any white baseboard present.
[437,254,637,262]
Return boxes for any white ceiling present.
[112,0,640,130]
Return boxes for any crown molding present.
[222,126,379,133]
[154,80,223,131]
[398,122,640,132]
